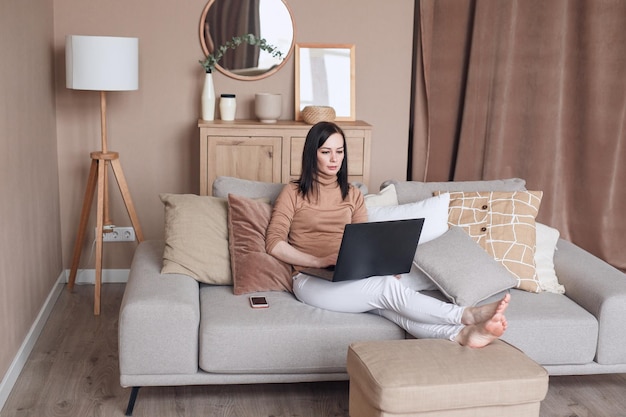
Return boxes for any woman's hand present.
[269,241,336,268]
[317,253,338,269]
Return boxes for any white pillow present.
[535,222,564,294]
[367,193,450,245]
[364,184,398,207]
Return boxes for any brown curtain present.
[411,0,626,272]
[206,0,261,70]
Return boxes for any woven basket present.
[301,106,336,124]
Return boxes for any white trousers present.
[293,273,465,341]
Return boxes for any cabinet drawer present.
[207,136,282,184]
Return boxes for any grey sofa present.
[118,176,626,415]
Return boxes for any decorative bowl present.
[301,106,336,125]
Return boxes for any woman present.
[266,121,508,348]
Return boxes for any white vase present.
[201,72,215,121]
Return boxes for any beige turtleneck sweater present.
[265,174,368,268]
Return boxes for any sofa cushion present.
[489,289,598,365]
[227,194,293,295]
[198,286,406,374]
[445,191,543,293]
[213,176,285,204]
[392,178,526,204]
[160,193,231,284]
[420,288,599,366]
[214,176,368,202]
[414,227,517,306]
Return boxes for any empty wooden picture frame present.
[295,43,355,121]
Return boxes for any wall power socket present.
[96,226,136,242]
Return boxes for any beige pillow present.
[227,194,293,295]
[443,191,543,292]
[160,193,231,284]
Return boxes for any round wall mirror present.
[199,0,295,81]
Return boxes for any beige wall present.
[54,0,415,268]
[0,0,63,382]
[1,0,413,394]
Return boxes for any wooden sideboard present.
[198,119,372,196]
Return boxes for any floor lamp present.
[65,35,144,315]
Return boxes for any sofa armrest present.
[554,238,626,364]
[119,240,200,378]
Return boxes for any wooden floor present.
[1,284,626,417]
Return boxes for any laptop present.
[300,218,424,282]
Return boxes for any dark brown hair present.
[295,121,349,200]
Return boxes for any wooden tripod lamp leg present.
[110,158,144,242]
[93,157,107,315]
[68,159,99,290]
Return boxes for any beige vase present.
[254,93,282,123]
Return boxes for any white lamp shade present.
[66,35,139,91]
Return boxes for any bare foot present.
[455,313,508,348]
[462,293,510,325]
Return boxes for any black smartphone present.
[249,296,269,308]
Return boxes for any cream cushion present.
[160,193,231,284]
[535,222,564,294]
[367,193,450,245]
[363,184,398,207]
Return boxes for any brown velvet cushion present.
[443,191,543,292]
[227,194,293,295]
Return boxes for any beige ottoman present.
[347,339,548,417]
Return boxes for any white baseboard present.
[0,269,129,412]
[61,268,130,285]
[0,272,65,412]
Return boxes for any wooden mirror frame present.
[199,0,296,81]
[295,43,356,121]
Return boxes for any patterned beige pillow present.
[442,191,543,292]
